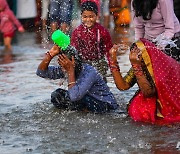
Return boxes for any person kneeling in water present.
[36,45,119,113]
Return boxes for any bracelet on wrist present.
[132,64,142,71]
[134,71,144,76]
[46,51,53,58]
[132,64,144,76]
[68,82,76,86]
[110,65,120,72]
[132,64,142,68]
[111,68,120,72]
[109,61,118,66]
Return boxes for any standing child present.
[71,1,113,81]
[0,0,24,51]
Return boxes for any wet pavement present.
[0,23,180,153]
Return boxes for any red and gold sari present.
[128,38,180,125]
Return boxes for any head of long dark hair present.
[61,45,83,78]
[132,0,158,20]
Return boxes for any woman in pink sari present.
[108,39,180,125]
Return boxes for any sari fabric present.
[128,38,180,125]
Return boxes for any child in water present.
[0,0,24,51]
[71,1,113,81]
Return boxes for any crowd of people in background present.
[3,0,180,33]
[4,0,115,32]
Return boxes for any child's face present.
[81,11,98,28]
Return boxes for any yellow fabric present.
[136,40,155,82]
[135,40,163,118]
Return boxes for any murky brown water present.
[0,25,180,154]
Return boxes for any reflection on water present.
[0,28,179,153]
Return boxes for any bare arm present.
[58,54,76,89]
[129,45,156,97]
[109,45,131,90]
[38,45,60,70]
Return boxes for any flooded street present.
[0,26,180,154]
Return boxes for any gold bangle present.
[68,82,76,86]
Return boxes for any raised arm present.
[129,44,156,97]
[38,45,60,70]
[108,45,131,90]
[36,45,65,79]
[58,54,76,89]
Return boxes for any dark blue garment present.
[36,63,118,110]
[51,88,116,113]
[49,0,73,24]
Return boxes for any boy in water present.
[71,1,113,81]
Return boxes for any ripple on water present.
[0,99,179,153]
[0,43,180,153]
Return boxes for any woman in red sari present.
[108,38,180,125]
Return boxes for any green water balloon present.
[51,30,70,50]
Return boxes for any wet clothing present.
[51,88,115,113]
[71,23,113,77]
[164,32,180,62]
[36,63,118,113]
[71,23,112,61]
[132,0,180,41]
[127,39,180,124]
[0,0,22,35]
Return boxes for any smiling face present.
[81,10,98,28]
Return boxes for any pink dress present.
[0,0,22,36]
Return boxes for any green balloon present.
[51,30,70,50]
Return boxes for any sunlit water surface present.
[0,30,179,154]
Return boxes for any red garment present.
[3,31,15,38]
[128,39,180,125]
[71,23,113,61]
[128,91,156,123]
[0,0,22,34]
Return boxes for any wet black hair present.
[61,45,83,78]
[81,1,98,15]
[132,0,158,20]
